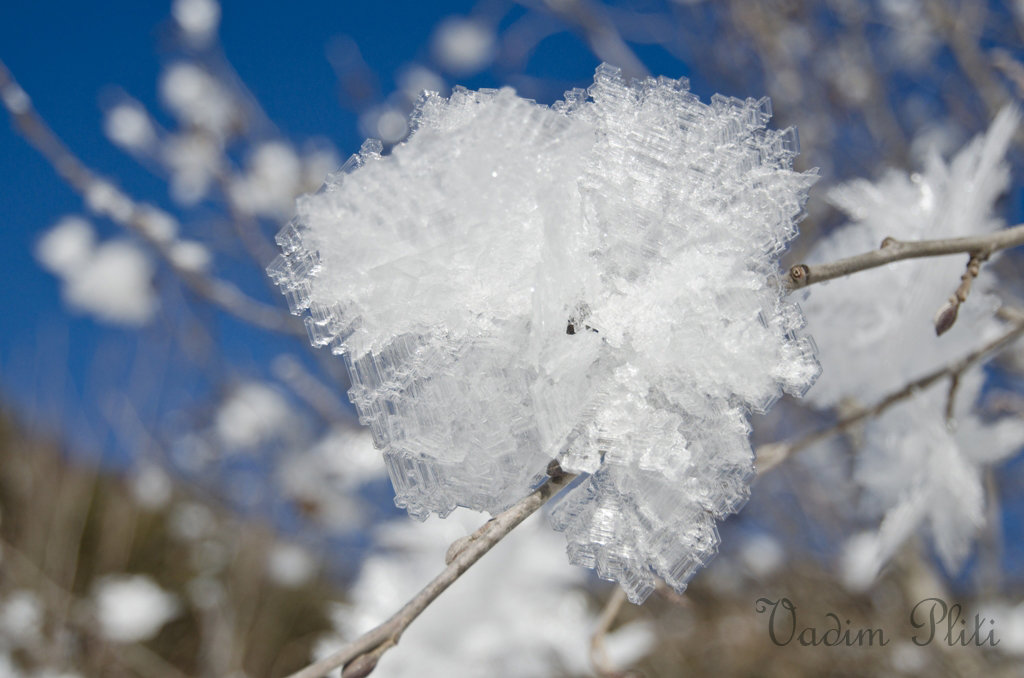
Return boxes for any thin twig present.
[976,467,1004,597]
[944,370,961,426]
[933,251,988,335]
[785,224,1024,290]
[926,0,1008,117]
[992,48,1024,100]
[756,311,1024,474]
[271,354,352,424]
[654,580,689,607]
[0,59,301,336]
[590,587,628,677]
[286,469,577,678]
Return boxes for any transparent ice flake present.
[268,64,818,602]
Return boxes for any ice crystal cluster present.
[801,107,1020,407]
[269,65,819,602]
[840,371,1024,590]
[799,107,1024,588]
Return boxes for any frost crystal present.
[92,575,179,643]
[269,65,819,602]
[839,370,1024,590]
[801,106,1019,406]
[36,216,158,326]
[800,108,1024,588]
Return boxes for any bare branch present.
[926,0,1009,117]
[286,468,577,678]
[785,224,1024,291]
[992,48,1024,100]
[271,354,352,423]
[590,587,628,678]
[933,251,989,335]
[654,580,689,607]
[757,309,1024,474]
[944,370,962,426]
[0,59,302,336]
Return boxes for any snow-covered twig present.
[786,223,1024,291]
[757,308,1024,474]
[0,59,301,335]
[286,468,576,678]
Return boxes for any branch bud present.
[933,298,960,336]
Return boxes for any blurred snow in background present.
[321,510,653,677]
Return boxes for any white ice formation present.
[801,106,1020,408]
[799,107,1024,587]
[36,216,158,326]
[268,65,819,602]
[92,575,179,644]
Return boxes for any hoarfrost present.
[802,106,1019,407]
[35,216,95,276]
[168,239,211,273]
[839,370,1024,589]
[229,142,304,218]
[214,381,292,450]
[269,65,819,602]
[103,102,157,151]
[431,16,496,75]
[92,575,179,643]
[801,108,1024,587]
[172,0,220,43]
[36,217,158,326]
[0,591,43,648]
[160,63,238,139]
[322,510,653,677]
[266,543,317,588]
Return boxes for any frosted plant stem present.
[589,587,628,677]
[286,469,576,678]
[756,308,1024,474]
[786,223,1024,290]
[0,60,301,336]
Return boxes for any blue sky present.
[0,1,706,454]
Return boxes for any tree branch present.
[590,587,628,678]
[785,224,1024,290]
[286,467,577,678]
[932,251,989,335]
[0,59,302,336]
[756,307,1024,474]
